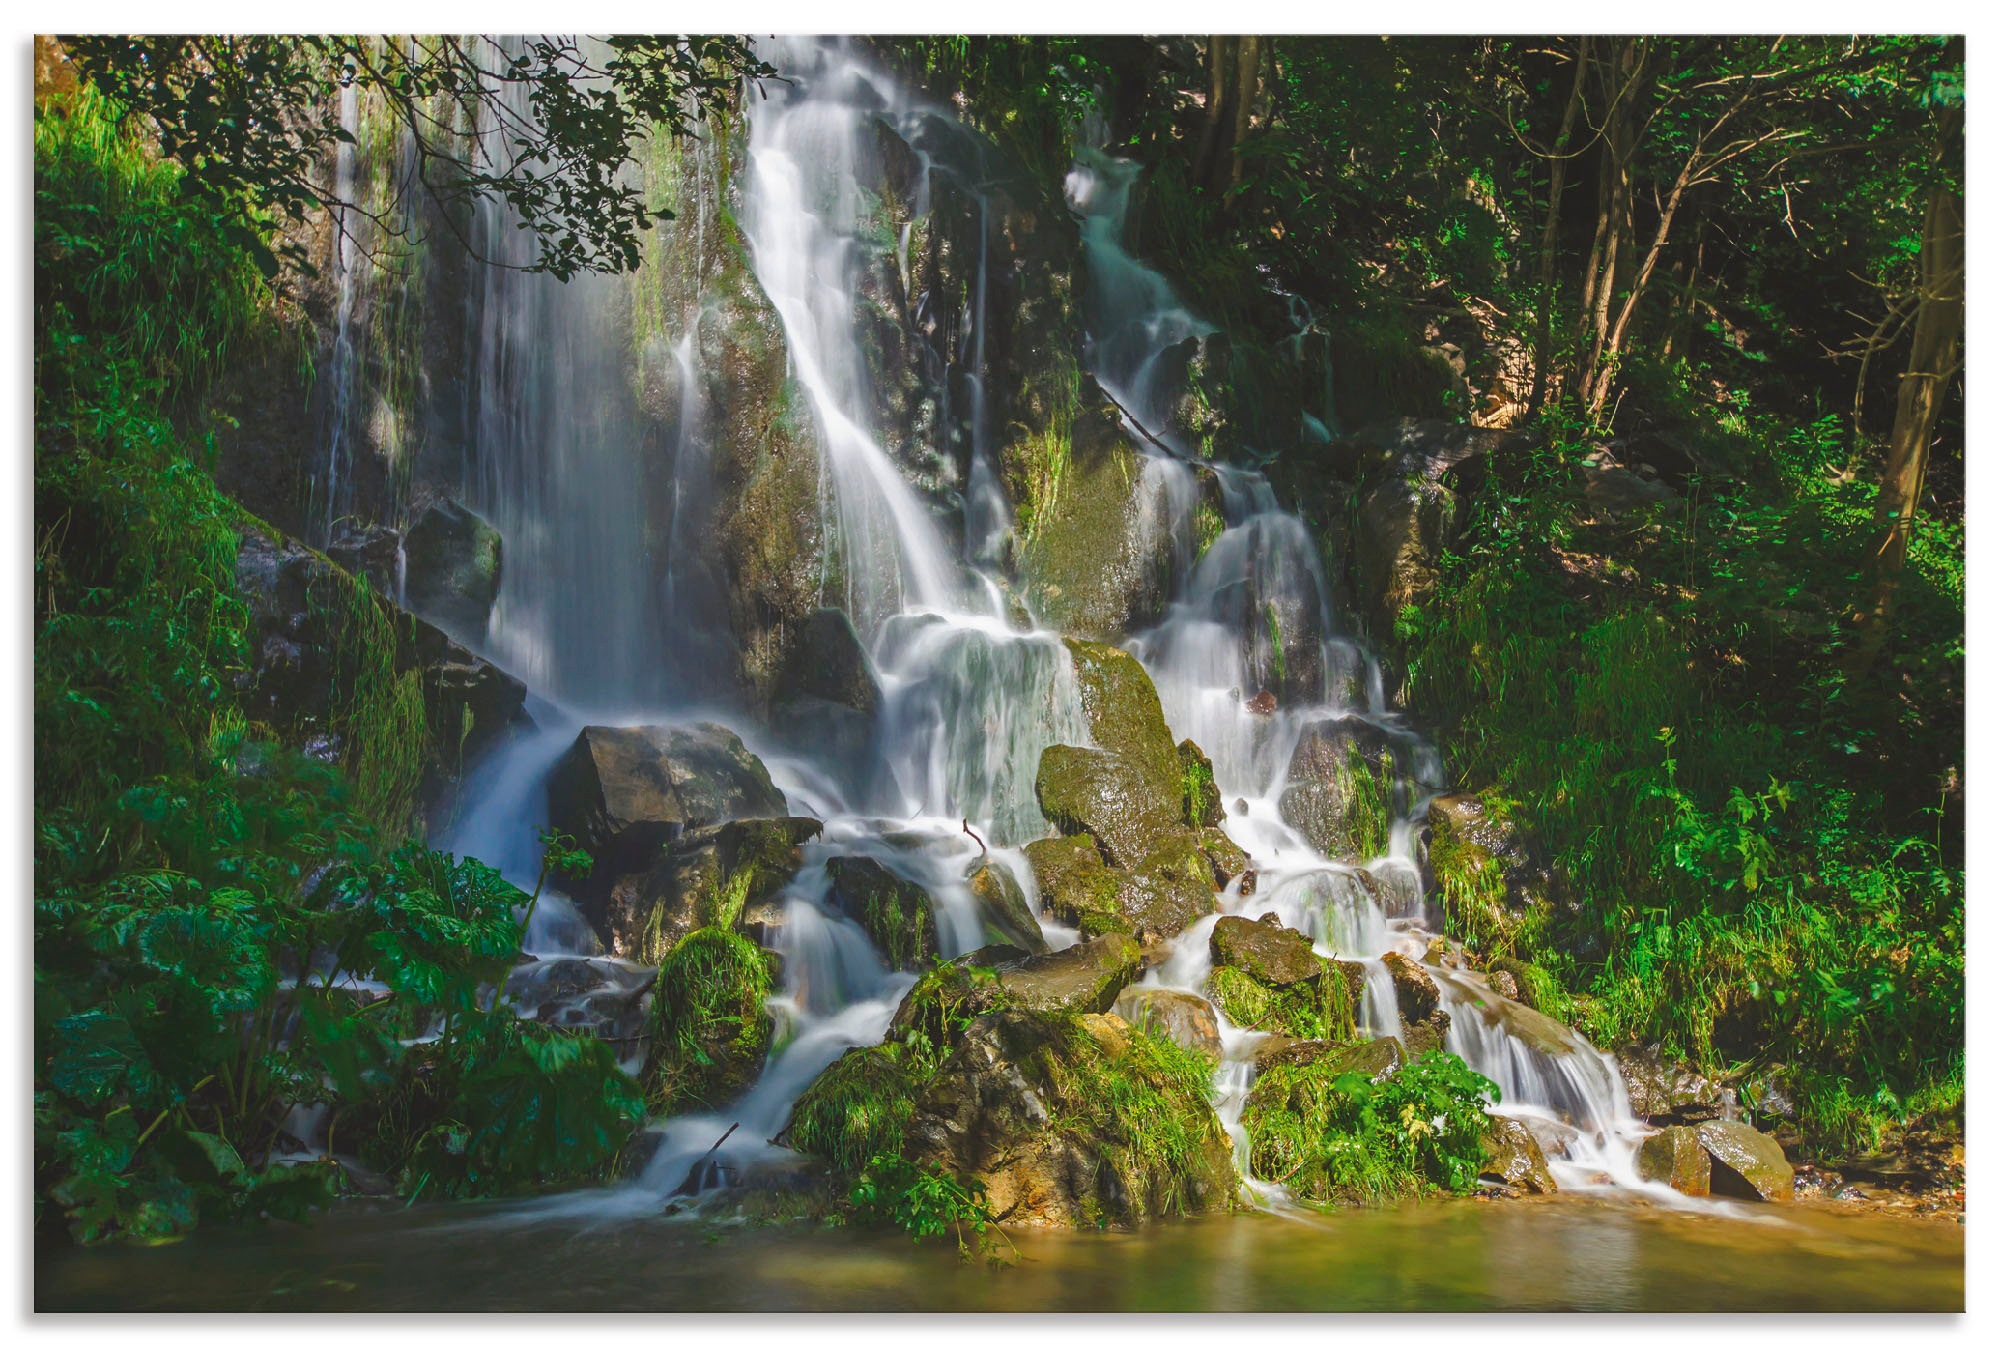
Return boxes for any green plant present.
[648,927,774,1112]
[849,1156,1012,1264]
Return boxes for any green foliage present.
[67,35,774,280]
[784,1044,922,1177]
[1243,1050,1498,1205]
[34,74,639,1244]
[849,1156,1008,1263]
[1397,406,1962,1153]
[648,927,774,1112]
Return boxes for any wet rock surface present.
[601,817,823,962]
[1112,987,1223,1062]
[1479,1116,1557,1195]
[401,500,503,637]
[1637,1126,1713,1197]
[966,859,1050,954]
[1209,914,1322,986]
[1695,1120,1794,1202]
[1615,1045,1736,1127]
[1277,716,1405,862]
[824,855,938,971]
[993,932,1143,1015]
[546,723,788,874]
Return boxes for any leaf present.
[49,1010,152,1106]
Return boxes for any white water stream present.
[410,37,1672,1212]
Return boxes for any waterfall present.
[422,35,1659,1210]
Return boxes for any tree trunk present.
[1853,185,1964,666]
[1529,43,1589,414]
[1575,39,1650,403]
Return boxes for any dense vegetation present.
[899,34,1963,1155]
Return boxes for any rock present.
[1578,448,1681,517]
[1193,826,1251,887]
[1016,406,1181,641]
[1277,716,1404,861]
[1177,739,1224,827]
[1253,1034,1405,1079]
[772,607,881,718]
[1112,987,1222,1061]
[401,500,503,636]
[1615,1045,1736,1127]
[232,525,528,818]
[602,817,822,963]
[966,860,1050,954]
[504,955,653,1051]
[1348,419,1533,634]
[1695,1120,1793,1202]
[1381,951,1442,1024]
[824,855,938,971]
[995,932,1143,1015]
[1022,829,1217,942]
[1023,833,1127,935]
[1116,833,1223,939]
[546,723,787,873]
[1480,1116,1558,1194]
[324,521,402,596]
[1637,1125,1713,1197]
[1036,745,1181,869]
[903,1008,1237,1228]
[1062,637,1181,785]
[1210,914,1323,986]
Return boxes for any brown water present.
[37,1192,1961,1312]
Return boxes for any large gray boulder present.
[401,501,503,636]
[1278,715,1406,863]
[547,723,787,874]
[1695,1119,1793,1202]
[824,855,937,972]
[601,816,822,963]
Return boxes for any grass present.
[648,927,774,1112]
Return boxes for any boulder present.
[1062,637,1181,784]
[824,855,937,971]
[1637,1125,1713,1197]
[1023,833,1127,936]
[1480,1116,1558,1194]
[1022,831,1217,942]
[1278,716,1404,862]
[1616,1045,1737,1127]
[1193,826,1251,887]
[995,933,1143,1015]
[1424,792,1558,953]
[903,1008,1237,1228]
[1695,1120,1793,1202]
[1253,1034,1405,1079]
[1112,987,1223,1062]
[1577,449,1681,517]
[1210,914,1323,986]
[602,816,822,963]
[647,927,775,1112]
[401,500,503,636]
[1036,744,1181,869]
[546,723,787,873]
[324,521,402,596]
[966,859,1050,955]
[503,955,653,1054]
[1382,951,1453,1055]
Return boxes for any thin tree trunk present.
[1853,185,1964,666]
[1586,165,1696,418]
[1530,43,1589,413]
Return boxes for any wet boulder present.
[1381,951,1452,1055]
[602,816,823,963]
[825,855,938,971]
[1177,738,1224,828]
[1253,1033,1405,1079]
[1062,637,1181,784]
[1277,716,1405,862]
[504,956,653,1058]
[1023,833,1127,936]
[1023,828,1217,942]
[1424,792,1556,952]
[767,607,883,786]
[1207,917,1352,1041]
[1616,1044,1737,1127]
[401,500,503,637]
[903,1008,1238,1228]
[324,521,403,596]
[1695,1120,1793,1202]
[966,859,1050,955]
[1112,987,1223,1062]
[1479,1116,1558,1195]
[1015,405,1181,642]
[1036,745,1181,869]
[546,723,787,873]
[1637,1125,1713,1197]
[995,932,1144,1015]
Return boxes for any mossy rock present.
[1023,834,1128,936]
[1060,637,1180,788]
[1426,792,1553,955]
[1637,1125,1713,1197]
[401,500,502,638]
[1210,914,1323,986]
[1277,717,1403,862]
[1035,743,1180,870]
[967,859,1049,954]
[1177,738,1224,827]
[1206,963,1353,1042]
[648,927,775,1113]
[995,932,1144,1016]
[825,855,937,972]
[905,1008,1237,1228]
[888,955,1015,1057]
[1193,826,1250,886]
[605,816,823,964]
[1480,1116,1558,1194]
[1016,408,1179,642]
[777,1042,921,1176]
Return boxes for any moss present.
[780,1042,922,1175]
[1205,963,1354,1041]
[1029,1017,1233,1221]
[311,566,431,830]
[1177,739,1222,828]
[890,958,1009,1060]
[648,927,774,1113]
[1023,834,1127,935]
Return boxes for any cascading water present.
[420,35,1671,1213]
[1064,142,1666,1199]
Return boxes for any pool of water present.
[37,1192,1962,1312]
